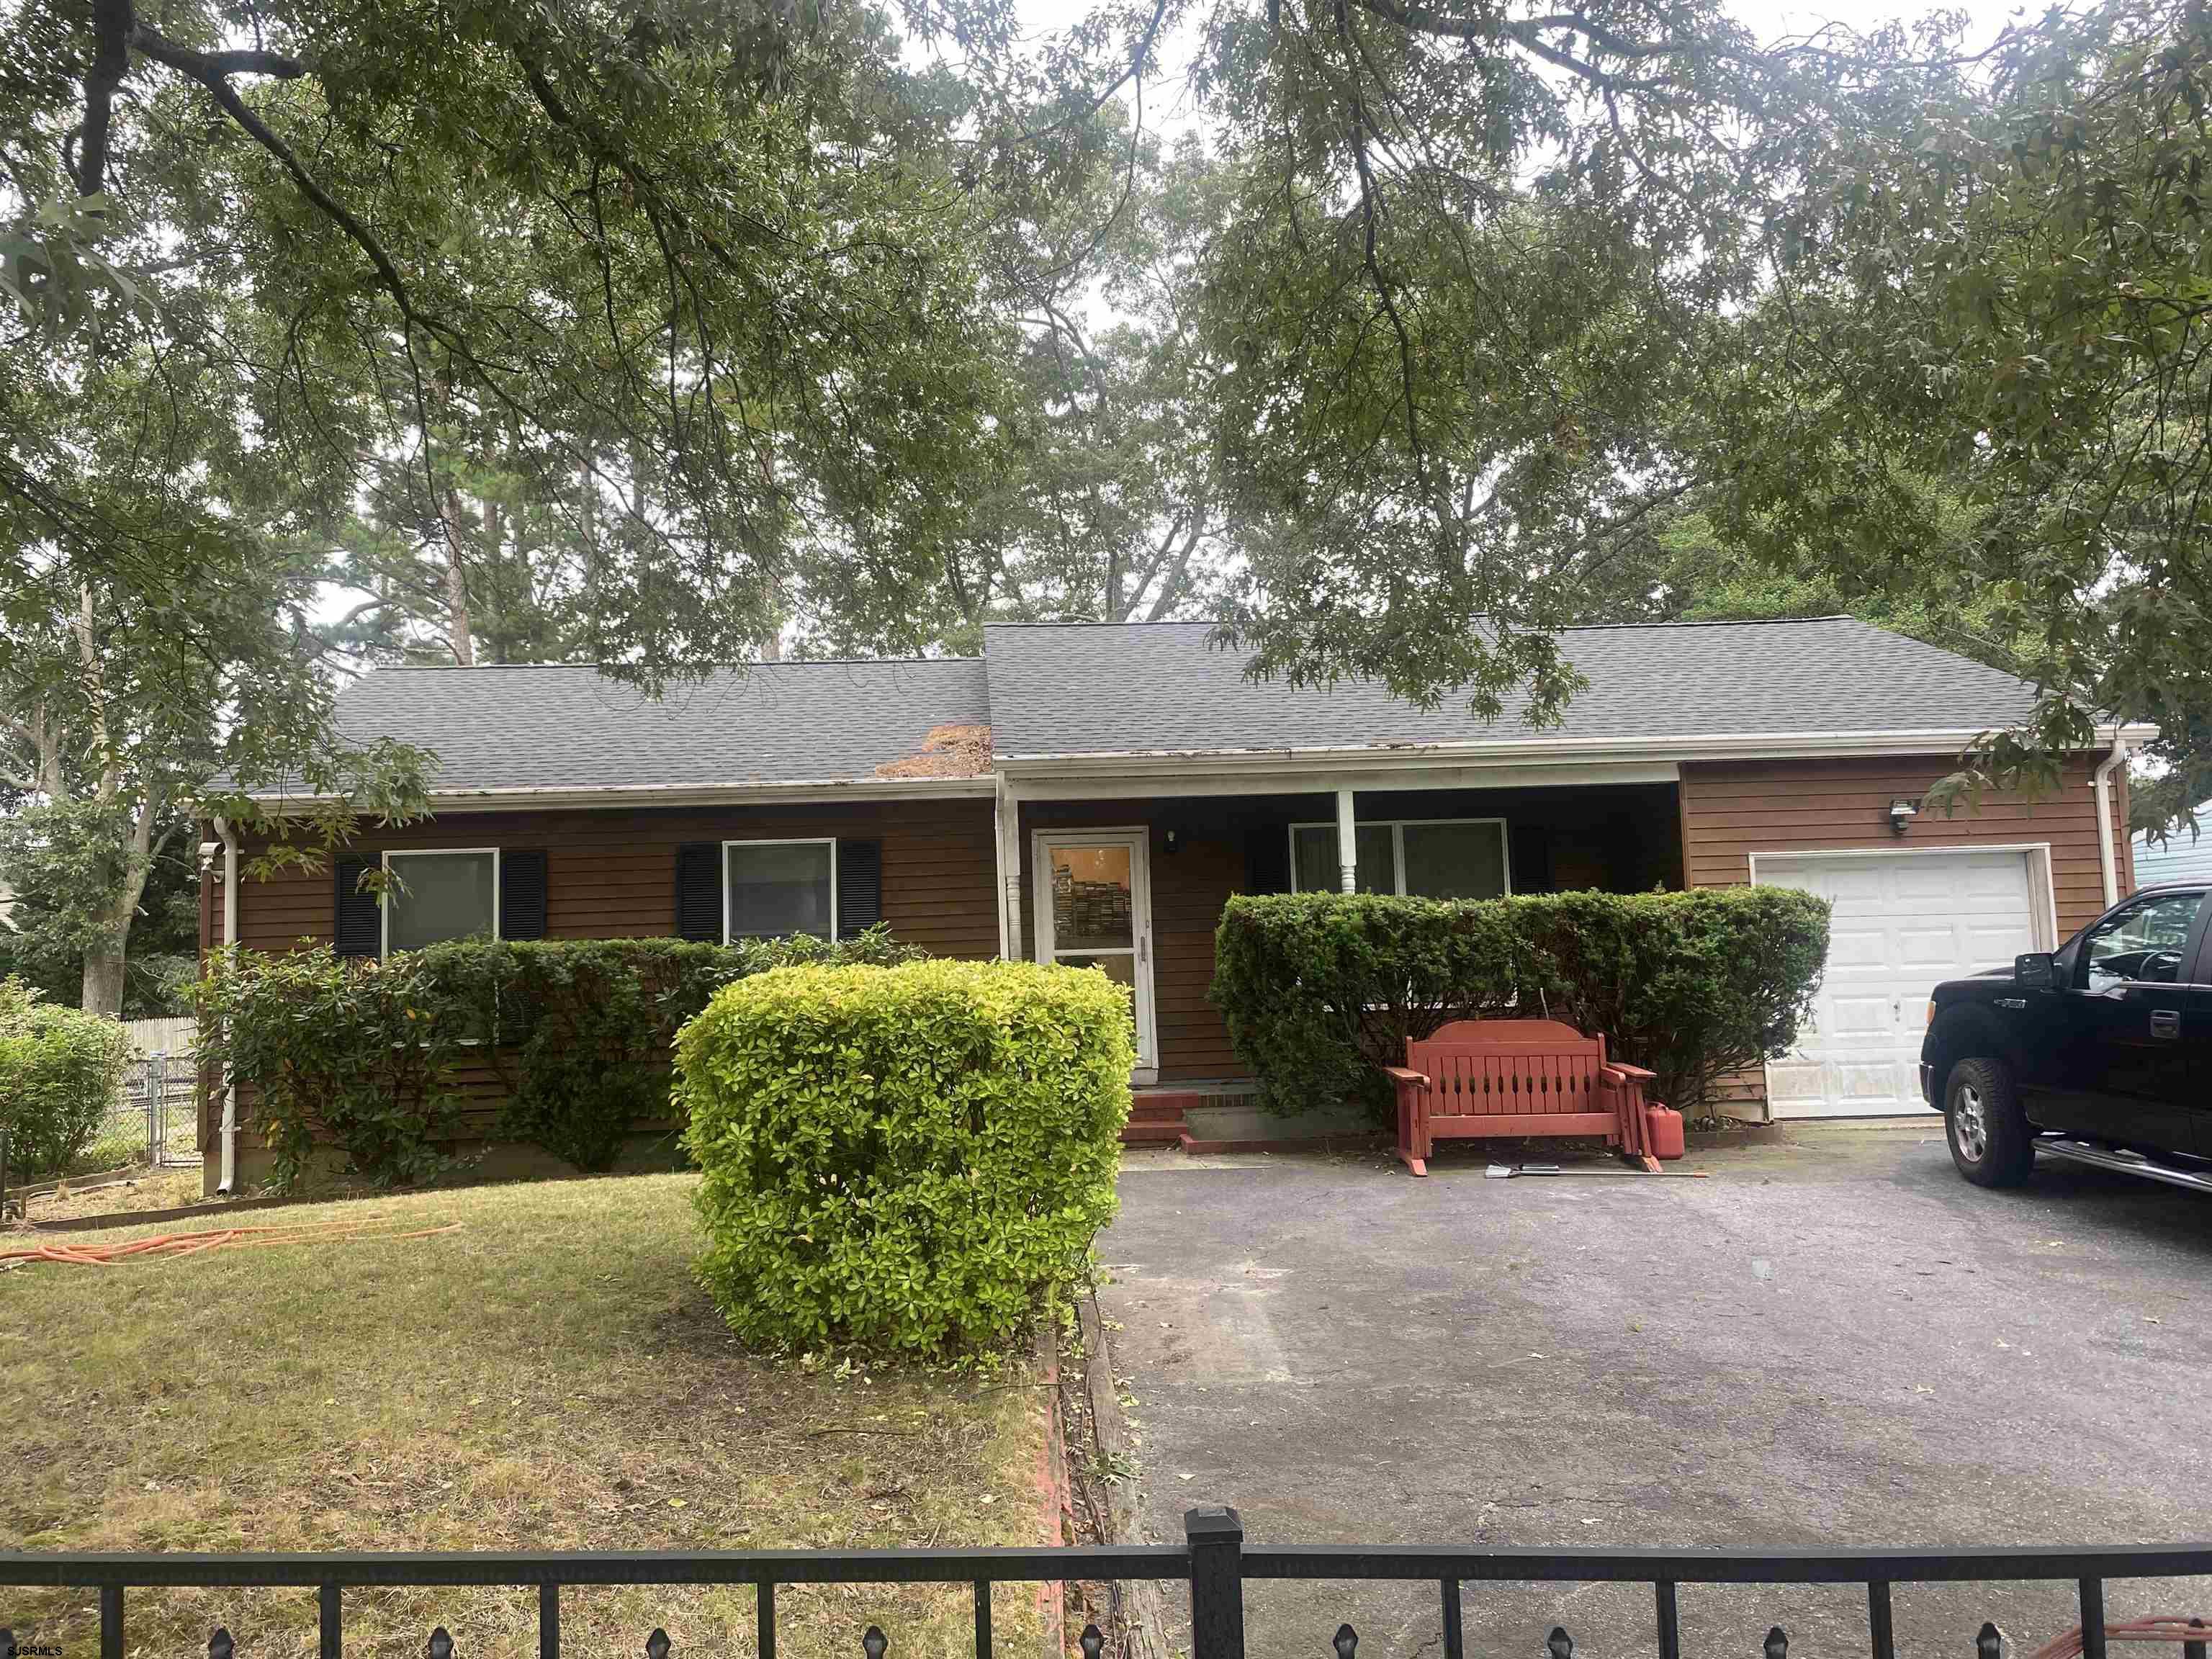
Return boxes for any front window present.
[2077,890,2205,990]
[385,850,498,954]
[1289,818,1510,899]
[727,840,836,940]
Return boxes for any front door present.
[1033,829,1157,1077]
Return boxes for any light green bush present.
[677,958,1133,1357]
[0,976,132,1178]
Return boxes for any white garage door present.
[1755,849,2042,1118]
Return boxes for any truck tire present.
[1944,1056,2035,1187]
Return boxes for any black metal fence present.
[4,1508,2211,1659]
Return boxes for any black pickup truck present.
[1920,881,2212,1193]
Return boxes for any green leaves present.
[1212,888,1833,1120]
[195,931,922,1190]
[0,976,134,1178]
[675,958,1134,1358]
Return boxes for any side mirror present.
[2015,952,2055,989]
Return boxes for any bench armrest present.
[1381,1065,1431,1092]
[1602,1061,1657,1083]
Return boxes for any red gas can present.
[1643,1104,1686,1161]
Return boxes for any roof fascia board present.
[1006,759,1681,802]
[243,776,997,815]
[996,723,2160,780]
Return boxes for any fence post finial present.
[1186,1506,1246,1659]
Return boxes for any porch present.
[996,776,1683,1092]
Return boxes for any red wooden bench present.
[1382,1018,1674,1176]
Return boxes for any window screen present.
[727,841,835,940]
[1401,821,1508,899]
[386,852,498,953]
[1291,824,1394,893]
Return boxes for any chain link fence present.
[85,1036,202,1171]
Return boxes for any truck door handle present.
[2150,1008,2180,1040]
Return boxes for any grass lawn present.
[0,1174,1056,1659]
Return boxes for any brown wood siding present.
[1681,752,2129,1119]
[230,797,999,959]
[1680,753,2124,935]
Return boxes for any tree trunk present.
[81,924,127,1018]
[442,487,476,666]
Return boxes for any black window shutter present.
[334,857,381,958]
[836,839,882,939]
[1509,824,1550,895]
[674,842,722,941]
[500,850,549,940]
[1244,824,1290,894]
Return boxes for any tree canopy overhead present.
[7,0,2211,805]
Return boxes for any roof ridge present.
[352,656,983,673]
[1560,615,1856,634]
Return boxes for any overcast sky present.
[1002,0,2030,139]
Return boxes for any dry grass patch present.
[16,1166,206,1223]
[0,1174,1053,1659]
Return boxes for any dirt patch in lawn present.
[0,1174,1053,1659]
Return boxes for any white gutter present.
[2093,732,2131,906]
[241,774,997,816]
[212,816,240,1195]
[994,722,2162,778]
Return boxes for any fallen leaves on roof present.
[875,724,994,778]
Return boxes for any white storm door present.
[1755,848,2041,1118]
[1033,829,1157,1076]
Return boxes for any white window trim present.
[1287,817,1514,898]
[379,848,501,958]
[721,837,839,944]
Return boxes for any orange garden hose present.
[2028,1619,2212,1659]
[0,1216,462,1266]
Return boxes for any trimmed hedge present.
[676,959,1134,1357]
[194,930,921,1190]
[0,976,132,1179]
[1211,887,1832,1120]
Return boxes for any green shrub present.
[0,976,133,1179]
[194,930,922,1190]
[194,947,469,1191]
[1211,887,1831,1120]
[676,958,1133,1357]
[430,931,922,1172]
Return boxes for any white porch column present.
[1336,785,1359,893]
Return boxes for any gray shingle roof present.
[287,618,2049,798]
[319,659,991,795]
[980,617,2043,758]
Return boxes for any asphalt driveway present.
[1097,1123,2212,1659]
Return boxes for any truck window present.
[2077,891,2206,990]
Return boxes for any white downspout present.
[2092,732,2128,907]
[212,816,240,1193]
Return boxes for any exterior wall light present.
[1889,798,1920,835]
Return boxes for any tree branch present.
[75,0,134,195]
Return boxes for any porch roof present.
[981,616,2051,764]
